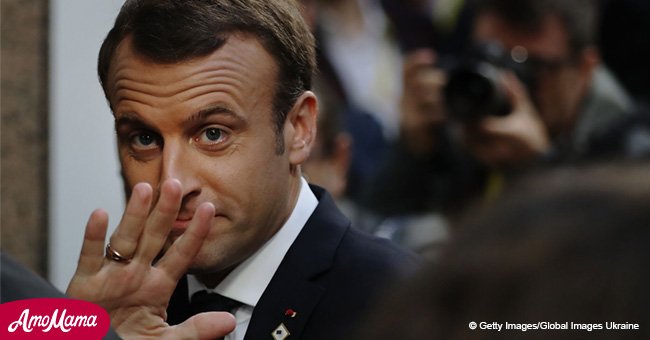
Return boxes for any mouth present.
[168,219,192,241]
[170,212,222,238]
[172,218,192,230]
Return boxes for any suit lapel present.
[244,186,350,339]
[244,274,325,339]
[167,186,350,339]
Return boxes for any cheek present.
[533,74,556,103]
[538,70,581,104]
[559,71,585,104]
[119,157,161,189]
[240,153,290,211]
[533,75,564,121]
[207,144,286,198]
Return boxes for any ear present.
[284,91,318,165]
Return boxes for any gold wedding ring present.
[105,243,133,264]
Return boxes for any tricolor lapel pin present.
[272,323,290,340]
[284,308,297,318]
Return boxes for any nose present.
[160,141,201,201]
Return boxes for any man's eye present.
[195,127,227,145]
[130,132,160,150]
[205,128,222,141]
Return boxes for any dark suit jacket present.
[167,185,421,339]
[1,252,66,303]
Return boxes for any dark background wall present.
[1,0,50,276]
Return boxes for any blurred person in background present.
[315,0,403,141]
[301,86,353,211]
[302,79,390,234]
[357,162,650,340]
[299,0,406,205]
[361,0,650,251]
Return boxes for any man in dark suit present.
[69,1,420,339]
[166,186,417,339]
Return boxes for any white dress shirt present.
[187,177,318,340]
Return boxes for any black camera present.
[443,41,534,122]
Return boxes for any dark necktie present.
[190,290,242,314]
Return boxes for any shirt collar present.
[187,177,318,306]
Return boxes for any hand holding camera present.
[400,49,448,157]
[399,41,551,167]
[460,71,550,168]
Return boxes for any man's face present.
[107,33,300,275]
[473,12,591,134]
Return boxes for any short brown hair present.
[98,0,316,152]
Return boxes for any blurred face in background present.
[473,11,598,136]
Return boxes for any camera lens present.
[442,41,529,122]
[444,63,511,122]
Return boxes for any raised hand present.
[66,179,235,339]
[400,49,448,157]
[461,72,550,168]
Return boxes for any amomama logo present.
[0,298,110,339]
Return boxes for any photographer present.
[361,0,650,232]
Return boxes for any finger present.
[156,202,214,279]
[135,178,183,262]
[109,182,153,259]
[478,115,510,135]
[412,71,448,120]
[403,48,437,81]
[75,209,109,275]
[168,312,236,340]
[413,68,445,99]
[500,71,539,115]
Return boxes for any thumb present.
[169,312,236,340]
[501,71,530,110]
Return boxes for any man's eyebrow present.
[187,105,247,124]
[113,105,247,131]
[115,112,149,131]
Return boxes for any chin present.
[185,262,214,275]
[186,250,222,274]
